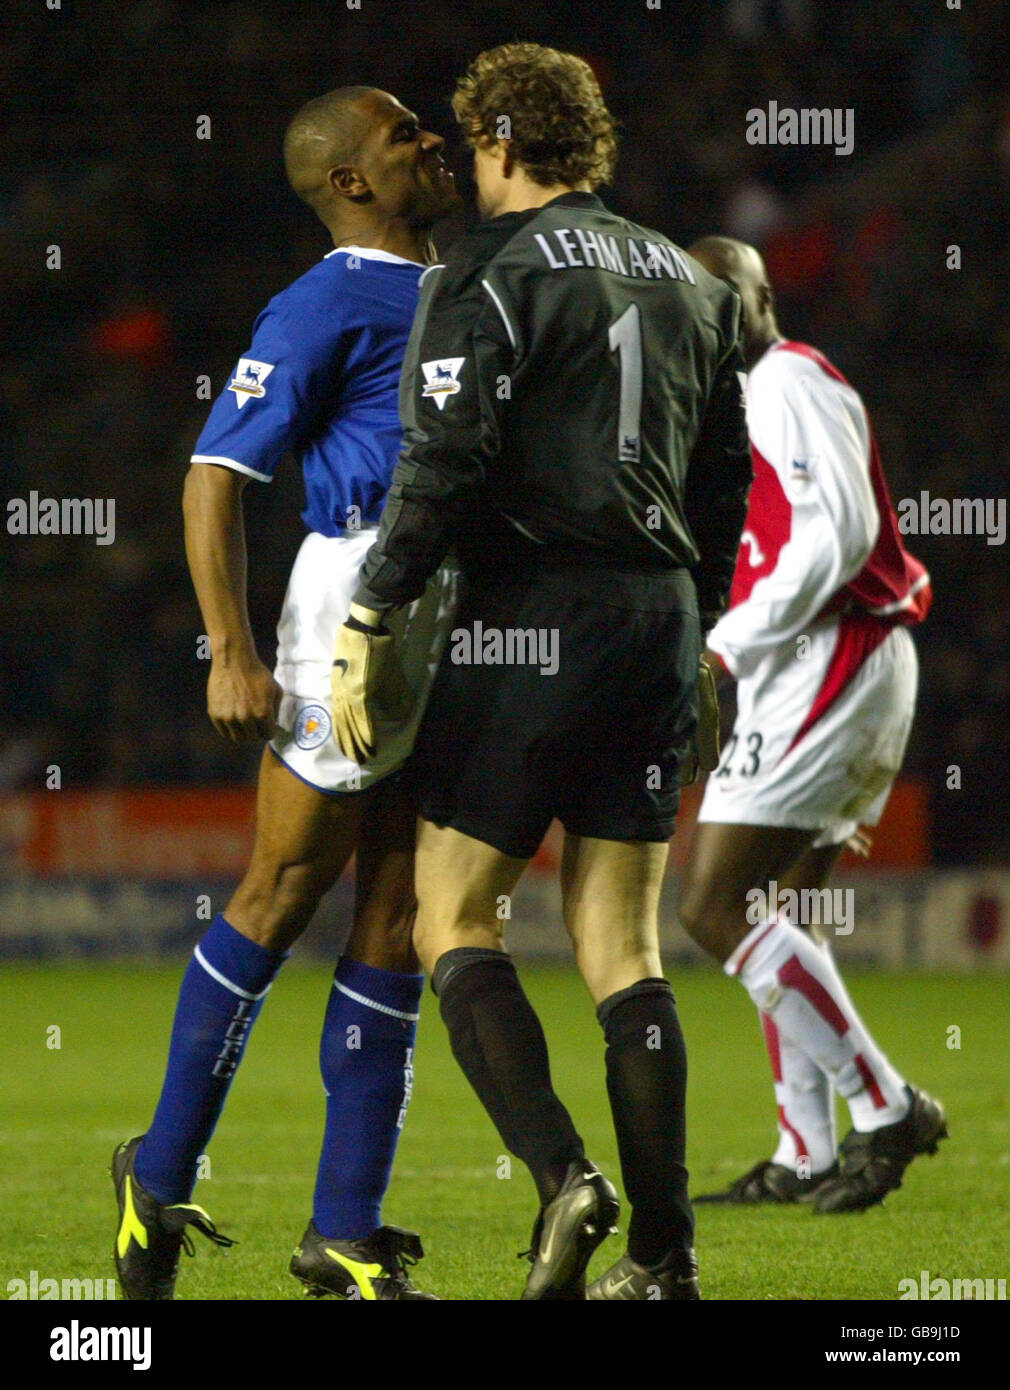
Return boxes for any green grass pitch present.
[4,963,1006,1300]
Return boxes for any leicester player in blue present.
[111,87,461,1300]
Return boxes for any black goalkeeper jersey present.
[354,191,751,630]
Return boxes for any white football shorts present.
[269,528,460,794]
[699,620,918,847]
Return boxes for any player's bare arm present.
[182,461,281,744]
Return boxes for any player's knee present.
[412,909,501,976]
[678,880,739,962]
[228,861,328,949]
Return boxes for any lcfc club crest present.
[228,359,275,408]
[294,704,331,750]
[421,358,465,410]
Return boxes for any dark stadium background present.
[2,0,1007,866]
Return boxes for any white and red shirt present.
[708,340,931,689]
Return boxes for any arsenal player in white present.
[679,237,947,1214]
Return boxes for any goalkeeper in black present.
[332,42,751,1301]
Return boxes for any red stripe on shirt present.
[728,443,793,610]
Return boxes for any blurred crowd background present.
[2,0,1007,862]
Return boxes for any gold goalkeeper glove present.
[331,603,411,763]
[680,655,722,786]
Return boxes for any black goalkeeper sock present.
[597,978,694,1266]
[433,948,585,1206]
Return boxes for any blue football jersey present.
[191,247,426,536]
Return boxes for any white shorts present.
[269,529,460,794]
[699,620,918,847]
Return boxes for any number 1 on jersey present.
[608,303,643,464]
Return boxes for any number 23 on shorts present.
[714,730,763,780]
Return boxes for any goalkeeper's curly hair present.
[451,43,617,190]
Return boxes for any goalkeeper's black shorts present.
[408,565,701,860]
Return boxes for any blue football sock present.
[312,956,423,1240]
[134,914,286,1205]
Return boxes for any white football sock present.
[728,916,909,1131]
[761,1011,837,1175]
